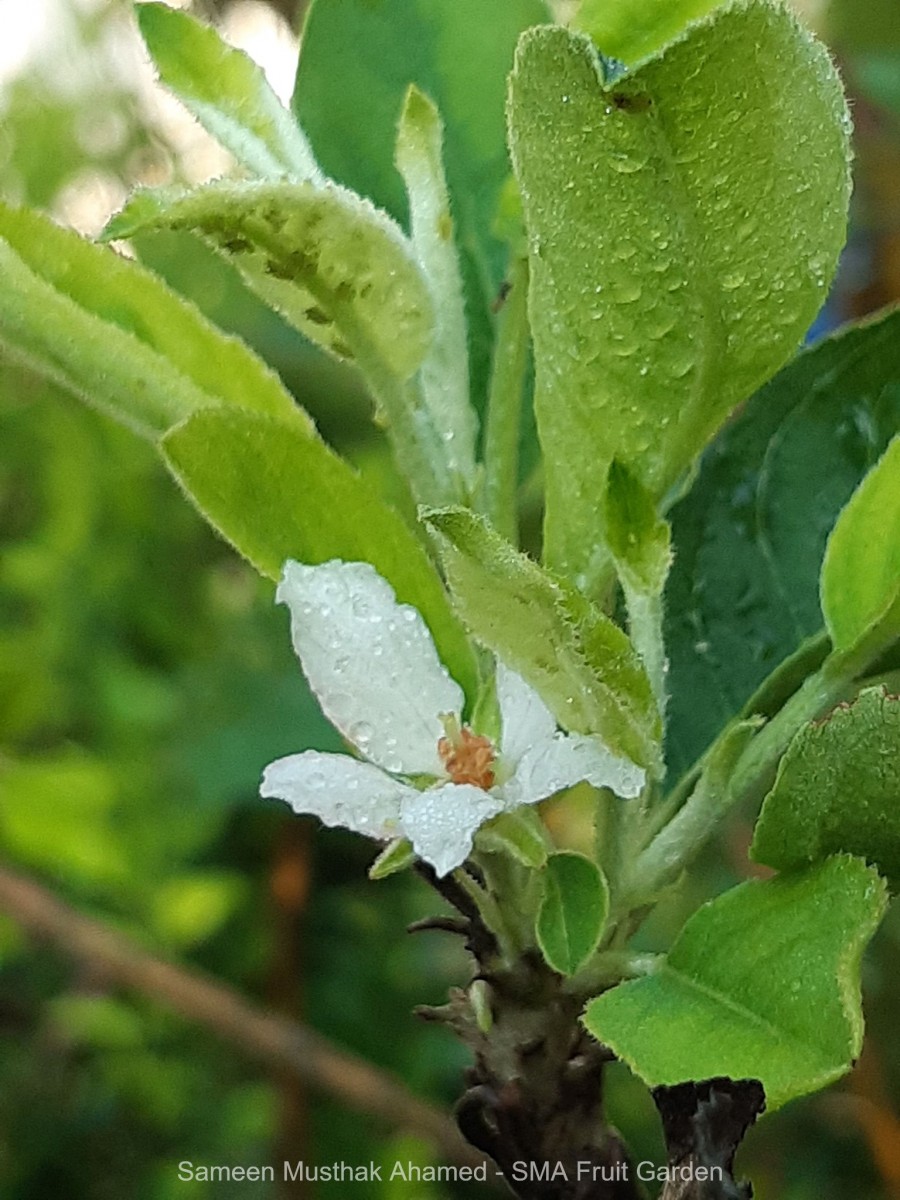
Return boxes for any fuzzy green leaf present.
[585,856,887,1109]
[424,508,660,770]
[395,87,478,490]
[104,180,433,382]
[368,839,416,880]
[507,4,850,583]
[162,408,477,699]
[477,808,550,870]
[665,309,900,780]
[821,436,900,653]
[136,2,320,180]
[537,852,609,976]
[292,0,546,408]
[0,204,302,439]
[752,688,900,890]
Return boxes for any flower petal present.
[500,733,645,809]
[497,661,557,767]
[261,750,414,840]
[277,560,463,775]
[400,783,505,877]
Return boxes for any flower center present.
[438,722,496,789]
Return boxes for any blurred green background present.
[1,2,900,1197]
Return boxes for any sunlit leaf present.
[821,436,900,653]
[0,204,302,437]
[585,856,887,1109]
[507,3,850,583]
[137,2,320,180]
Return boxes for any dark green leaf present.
[665,310,900,780]
[752,688,900,890]
[537,851,609,975]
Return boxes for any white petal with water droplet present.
[496,662,557,768]
[400,783,505,877]
[500,733,645,809]
[261,750,413,839]
[277,560,463,774]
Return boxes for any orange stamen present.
[438,726,496,789]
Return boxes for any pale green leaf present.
[104,179,433,381]
[424,507,660,770]
[604,460,671,597]
[137,2,320,180]
[507,4,851,583]
[585,856,886,1109]
[821,436,900,652]
[752,688,900,890]
[476,808,550,869]
[368,839,416,880]
[537,851,609,975]
[0,204,303,438]
[396,86,477,491]
[575,0,721,65]
[162,407,477,700]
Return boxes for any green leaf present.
[0,204,303,438]
[396,86,478,491]
[104,179,433,382]
[585,856,887,1109]
[477,808,550,869]
[292,0,546,407]
[537,851,609,975]
[424,507,660,770]
[507,5,851,583]
[368,839,416,880]
[162,407,477,699]
[821,436,900,653]
[752,688,900,890]
[136,2,320,180]
[574,0,721,65]
[604,460,671,598]
[665,310,900,781]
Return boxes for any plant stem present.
[624,586,667,717]
[638,601,900,889]
[483,254,530,544]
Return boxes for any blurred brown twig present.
[0,860,496,1178]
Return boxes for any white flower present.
[261,560,645,876]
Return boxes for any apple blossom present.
[261,560,645,876]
